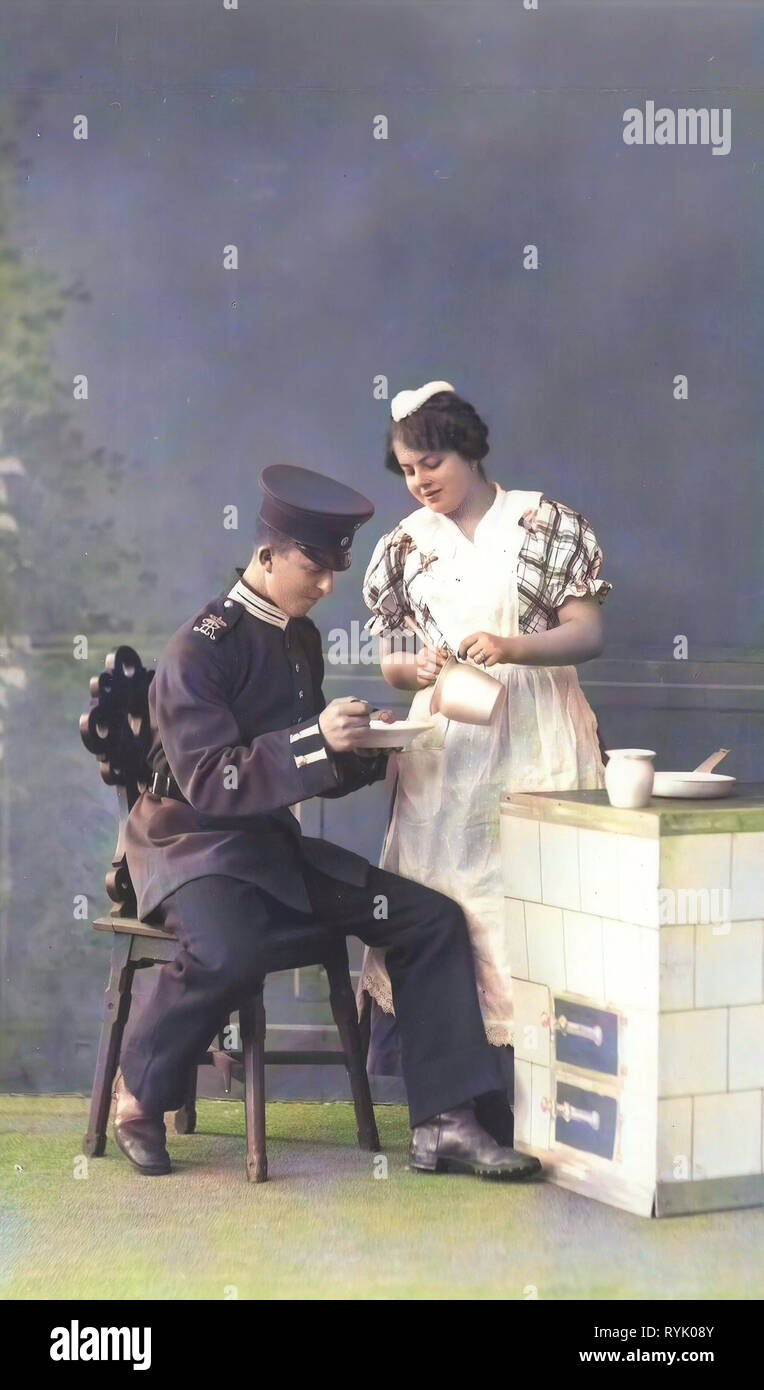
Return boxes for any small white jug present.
[604,749,656,809]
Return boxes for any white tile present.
[659,884,733,934]
[579,829,621,917]
[563,910,604,999]
[618,835,660,927]
[659,836,733,953]
[731,832,764,922]
[617,1088,657,1183]
[500,815,541,901]
[512,979,551,1067]
[618,1007,659,1097]
[657,1098,693,1183]
[513,1058,532,1146]
[729,1005,764,1090]
[693,1091,762,1180]
[660,834,732,902]
[659,1009,727,1097]
[696,921,764,1009]
[530,1065,553,1151]
[525,902,566,992]
[603,920,659,1012]
[539,822,580,911]
[659,926,695,1012]
[503,898,529,980]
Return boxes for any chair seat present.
[93,915,174,941]
[94,912,347,971]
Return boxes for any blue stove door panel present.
[553,996,619,1076]
[554,1080,618,1160]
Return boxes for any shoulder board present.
[190,593,245,643]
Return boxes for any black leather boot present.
[112,1070,172,1176]
[474,1089,515,1148]
[410,1103,543,1180]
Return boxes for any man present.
[117,464,541,1183]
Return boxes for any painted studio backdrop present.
[0,1,761,1098]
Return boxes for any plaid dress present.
[362,494,612,644]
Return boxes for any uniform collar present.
[228,568,290,629]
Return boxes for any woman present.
[358,381,612,1140]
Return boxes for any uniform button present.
[295,663,300,672]
[298,690,304,699]
[223,600,234,608]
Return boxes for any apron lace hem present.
[483,1021,515,1048]
[358,972,395,1014]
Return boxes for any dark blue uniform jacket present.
[124,570,390,921]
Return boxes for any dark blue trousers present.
[366,997,516,1139]
[119,860,505,1129]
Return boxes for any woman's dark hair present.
[384,390,490,477]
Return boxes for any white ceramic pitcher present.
[604,748,656,809]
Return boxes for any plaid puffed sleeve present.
[517,495,612,631]
[362,527,417,638]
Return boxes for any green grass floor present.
[1,1096,762,1300]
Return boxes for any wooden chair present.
[79,644,380,1181]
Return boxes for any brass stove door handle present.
[557,1101,601,1131]
[555,1015,603,1047]
[540,1096,601,1131]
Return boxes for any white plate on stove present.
[354,719,434,749]
[652,771,736,799]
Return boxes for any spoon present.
[403,613,452,652]
[692,748,730,774]
[403,614,476,664]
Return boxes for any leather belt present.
[149,769,188,803]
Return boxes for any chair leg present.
[83,934,135,1157]
[174,1061,198,1134]
[240,989,267,1182]
[357,985,371,1062]
[326,957,381,1153]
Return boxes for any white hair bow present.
[390,380,455,422]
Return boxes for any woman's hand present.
[458,632,515,667]
[379,636,450,691]
[415,644,450,687]
[459,599,605,670]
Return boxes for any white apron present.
[359,484,606,1046]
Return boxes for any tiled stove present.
[500,784,764,1217]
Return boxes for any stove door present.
[553,995,619,1077]
[552,1077,619,1160]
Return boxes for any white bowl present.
[652,771,736,799]
[353,719,435,749]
